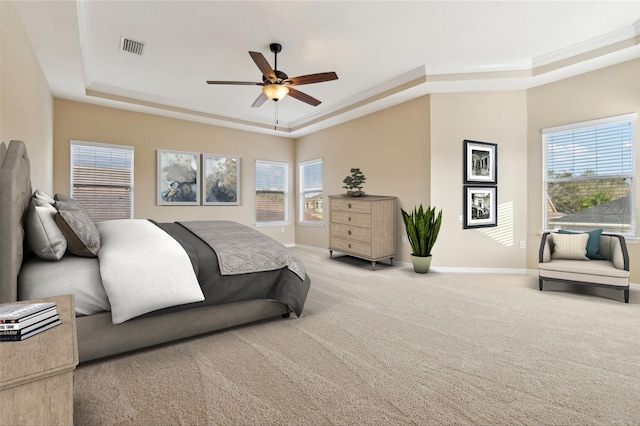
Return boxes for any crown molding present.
[533,19,640,68]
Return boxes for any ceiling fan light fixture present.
[262,84,289,101]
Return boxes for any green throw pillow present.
[558,229,605,260]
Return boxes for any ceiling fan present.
[206,43,338,108]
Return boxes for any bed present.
[0,140,311,362]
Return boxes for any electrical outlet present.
[519,240,526,249]
[401,236,408,244]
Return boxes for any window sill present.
[255,221,290,227]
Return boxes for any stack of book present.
[0,302,61,341]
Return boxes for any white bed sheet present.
[18,254,111,316]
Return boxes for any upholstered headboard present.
[0,140,32,303]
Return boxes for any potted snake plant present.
[401,204,443,273]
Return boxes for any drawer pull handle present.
[348,203,352,208]
[348,217,351,221]
[348,230,352,235]
[348,243,351,248]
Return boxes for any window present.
[299,159,323,224]
[543,114,636,235]
[255,160,288,224]
[70,141,134,222]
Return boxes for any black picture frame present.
[463,186,497,229]
[463,140,497,184]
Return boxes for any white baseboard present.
[422,266,534,275]
[290,244,329,253]
[292,245,537,275]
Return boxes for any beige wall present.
[0,1,53,192]
[430,91,529,270]
[295,96,430,263]
[53,99,296,244]
[527,58,640,282]
[8,0,640,277]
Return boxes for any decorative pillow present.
[25,198,67,260]
[33,189,55,205]
[558,229,605,260]
[551,232,589,260]
[54,195,101,257]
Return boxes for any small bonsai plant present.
[342,168,366,196]
[401,204,443,273]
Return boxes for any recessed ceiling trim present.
[533,20,640,68]
[75,0,93,91]
[533,36,640,76]
[290,66,426,130]
[85,88,285,131]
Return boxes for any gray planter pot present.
[410,254,432,274]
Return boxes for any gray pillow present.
[54,194,101,257]
[25,198,68,260]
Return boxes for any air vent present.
[120,37,145,56]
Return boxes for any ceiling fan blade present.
[251,92,268,108]
[288,87,321,107]
[206,81,263,85]
[249,51,277,83]
[286,72,338,86]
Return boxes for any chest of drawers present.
[328,195,397,270]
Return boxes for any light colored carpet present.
[74,247,640,425]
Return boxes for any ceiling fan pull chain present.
[274,102,278,130]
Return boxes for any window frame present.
[70,140,134,221]
[542,113,637,236]
[255,159,289,226]
[298,158,324,226]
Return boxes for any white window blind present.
[299,159,323,224]
[256,160,288,224]
[70,141,134,222]
[543,114,636,234]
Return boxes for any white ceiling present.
[13,1,640,138]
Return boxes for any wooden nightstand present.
[0,294,79,425]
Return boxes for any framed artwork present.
[202,153,240,205]
[464,186,497,229]
[464,140,497,184]
[157,150,200,205]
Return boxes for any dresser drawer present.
[330,198,372,214]
[330,223,372,243]
[330,237,372,258]
[331,211,371,228]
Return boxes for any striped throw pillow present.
[551,232,589,260]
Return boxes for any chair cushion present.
[539,259,630,287]
[550,232,589,260]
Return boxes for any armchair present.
[538,232,630,303]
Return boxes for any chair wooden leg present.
[624,288,629,303]
[539,279,543,291]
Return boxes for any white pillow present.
[33,189,55,205]
[551,232,589,260]
[25,198,68,260]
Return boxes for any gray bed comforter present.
[148,221,311,318]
